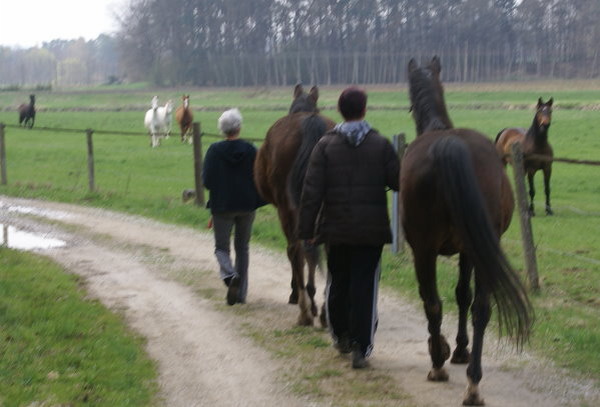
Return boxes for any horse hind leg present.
[451,253,473,364]
[304,243,326,327]
[463,280,491,406]
[288,241,313,326]
[416,252,451,381]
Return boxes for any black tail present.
[288,114,328,207]
[431,136,532,346]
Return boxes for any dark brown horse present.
[18,94,36,128]
[401,57,532,405]
[495,98,554,216]
[175,94,194,143]
[254,84,335,326]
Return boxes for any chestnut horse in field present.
[175,94,194,143]
[254,84,335,326]
[495,98,554,216]
[401,56,532,405]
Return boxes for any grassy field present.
[0,81,599,401]
[0,247,158,406]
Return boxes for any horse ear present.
[431,56,441,74]
[548,97,553,107]
[294,83,304,99]
[408,58,418,73]
[537,97,543,107]
[308,86,319,103]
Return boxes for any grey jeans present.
[212,211,256,302]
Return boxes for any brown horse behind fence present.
[401,56,532,405]
[175,94,194,144]
[254,84,335,326]
[495,98,554,216]
[18,94,36,128]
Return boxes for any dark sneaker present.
[226,276,240,306]
[334,335,352,354]
[352,346,369,369]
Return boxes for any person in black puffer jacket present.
[299,87,399,369]
[203,108,266,306]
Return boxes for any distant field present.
[0,83,599,383]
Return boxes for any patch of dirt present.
[1,196,598,407]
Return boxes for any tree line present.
[2,0,599,87]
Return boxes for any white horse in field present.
[144,96,173,147]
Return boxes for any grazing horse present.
[495,98,554,216]
[175,94,194,143]
[254,84,335,326]
[144,96,173,147]
[18,94,36,128]
[401,56,532,405]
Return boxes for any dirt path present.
[1,196,598,407]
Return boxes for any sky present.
[0,0,123,48]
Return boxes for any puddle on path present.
[0,201,71,220]
[1,224,65,251]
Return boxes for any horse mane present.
[408,58,453,135]
[289,114,328,207]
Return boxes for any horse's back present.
[401,129,513,252]
[495,127,526,164]
[255,112,333,207]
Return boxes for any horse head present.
[29,94,36,105]
[535,97,553,132]
[182,94,190,109]
[151,96,159,110]
[289,84,319,114]
[407,56,453,136]
[165,99,174,114]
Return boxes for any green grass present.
[0,247,158,406]
[1,83,599,390]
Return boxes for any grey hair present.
[218,108,243,135]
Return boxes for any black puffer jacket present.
[203,139,266,213]
[298,129,399,246]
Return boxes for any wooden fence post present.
[391,133,407,253]
[0,123,7,185]
[192,122,205,206]
[510,143,540,291]
[86,129,95,192]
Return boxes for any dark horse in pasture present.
[18,94,36,128]
[175,94,194,143]
[254,84,335,326]
[401,57,532,405]
[495,98,554,216]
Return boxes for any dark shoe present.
[226,276,240,306]
[352,346,369,369]
[334,335,352,354]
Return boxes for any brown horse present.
[18,94,36,128]
[254,84,335,326]
[401,56,532,405]
[495,98,554,216]
[175,94,194,143]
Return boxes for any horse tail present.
[431,136,532,346]
[288,114,328,208]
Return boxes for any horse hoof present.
[451,348,470,364]
[427,367,449,382]
[319,312,328,328]
[546,208,554,216]
[288,291,298,305]
[463,392,485,406]
[297,314,314,327]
